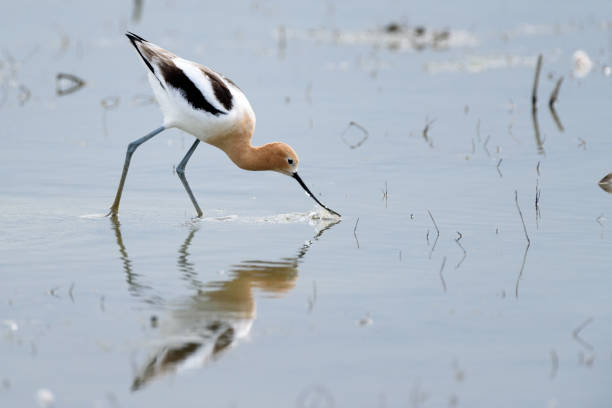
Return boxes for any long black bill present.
[293,173,341,217]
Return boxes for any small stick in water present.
[56,72,86,96]
[353,217,360,249]
[68,282,75,303]
[422,117,436,148]
[483,135,491,157]
[427,210,440,259]
[550,349,559,379]
[548,76,563,107]
[548,76,565,132]
[531,54,543,108]
[381,181,388,207]
[341,121,369,149]
[439,256,447,293]
[515,190,530,245]
[427,210,440,236]
[454,232,467,269]
[572,317,594,351]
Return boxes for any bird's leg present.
[108,126,165,216]
[176,139,203,218]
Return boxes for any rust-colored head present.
[264,143,340,217]
[263,142,299,175]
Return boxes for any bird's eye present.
[287,158,294,165]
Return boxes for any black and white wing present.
[126,32,234,117]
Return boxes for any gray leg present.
[176,139,203,218]
[108,126,165,216]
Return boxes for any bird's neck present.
[213,139,275,171]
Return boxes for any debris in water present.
[422,117,435,148]
[573,50,592,78]
[598,173,612,193]
[2,320,18,331]
[56,73,85,96]
[35,388,55,408]
[131,0,144,23]
[341,121,368,149]
[18,84,30,105]
[439,256,447,292]
[358,313,373,327]
[572,317,594,351]
[550,349,559,379]
[531,54,543,108]
[548,76,563,108]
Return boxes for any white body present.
[148,62,255,144]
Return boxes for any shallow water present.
[1,1,612,407]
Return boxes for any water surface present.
[1,1,611,407]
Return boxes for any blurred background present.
[1,1,611,407]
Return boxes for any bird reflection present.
[108,216,339,391]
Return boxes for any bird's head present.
[264,143,340,217]
[265,142,299,175]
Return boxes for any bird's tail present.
[125,32,158,78]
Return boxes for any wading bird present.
[108,32,340,218]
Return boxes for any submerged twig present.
[515,190,530,245]
[353,217,360,249]
[531,54,543,108]
[550,350,559,379]
[68,282,75,303]
[531,102,544,155]
[423,117,436,148]
[548,76,565,132]
[307,281,317,313]
[341,121,369,149]
[427,210,440,259]
[427,210,440,236]
[496,158,503,178]
[572,318,594,351]
[483,135,491,157]
[514,190,531,298]
[548,76,563,107]
[515,243,530,298]
[56,72,85,96]
[549,103,564,132]
[599,174,612,193]
[382,181,388,207]
[439,256,447,293]
[454,232,467,269]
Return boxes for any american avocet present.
[108,32,340,218]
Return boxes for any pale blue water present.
[1,1,611,407]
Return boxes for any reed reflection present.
[109,216,338,391]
